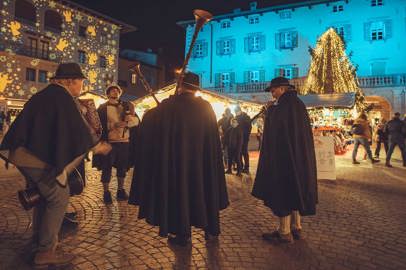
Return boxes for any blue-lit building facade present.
[178,0,406,117]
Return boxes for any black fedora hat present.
[181,72,200,90]
[264,77,294,92]
[51,63,87,80]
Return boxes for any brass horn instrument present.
[132,62,160,105]
[175,9,213,95]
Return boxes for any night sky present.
[71,0,301,77]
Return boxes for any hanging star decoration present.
[88,53,97,65]
[9,21,21,37]
[31,59,40,66]
[0,73,13,94]
[56,38,68,51]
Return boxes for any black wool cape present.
[129,92,229,237]
[0,84,95,178]
[252,91,318,217]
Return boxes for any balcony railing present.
[206,74,406,94]
[0,42,60,62]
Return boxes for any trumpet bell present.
[193,9,213,24]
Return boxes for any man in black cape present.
[0,63,111,268]
[252,77,317,244]
[129,72,229,246]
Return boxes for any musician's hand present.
[93,141,112,155]
[114,121,127,128]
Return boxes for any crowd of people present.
[0,64,318,268]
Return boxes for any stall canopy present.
[132,83,263,120]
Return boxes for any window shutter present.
[292,31,298,48]
[244,71,250,83]
[364,22,371,41]
[384,19,392,39]
[230,72,235,83]
[259,70,265,82]
[230,39,236,54]
[244,37,249,53]
[344,24,352,42]
[249,36,254,52]
[274,68,281,77]
[292,67,299,78]
[216,40,222,55]
[191,45,197,58]
[215,73,221,87]
[260,35,266,51]
[203,41,208,57]
[275,33,280,49]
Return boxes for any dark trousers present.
[386,140,406,164]
[352,137,373,161]
[101,142,129,183]
[374,140,388,157]
[227,148,242,173]
[240,138,249,170]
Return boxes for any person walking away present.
[224,118,243,176]
[0,63,111,268]
[384,112,406,167]
[252,77,318,244]
[235,106,252,173]
[374,119,388,158]
[93,85,139,204]
[351,113,380,164]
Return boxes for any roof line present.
[177,0,337,27]
[58,0,137,33]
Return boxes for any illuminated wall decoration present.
[0,0,122,100]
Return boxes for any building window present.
[275,67,299,79]
[371,0,383,6]
[249,71,259,83]
[332,5,344,12]
[221,21,231,29]
[221,73,230,87]
[276,31,298,49]
[216,39,235,55]
[38,70,48,83]
[249,16,259,24]
[44,10,62,33]
[15,0,36,25]
[26,68,36,81]
[28,37,38,57]
[279,10,291,19]
[100,33,108,44]
[40,41,49,59]
[370,21,384,40]
[78,50,86,64]
[245,34,266,53]
[192,40,208,58]
[79,25,87,38]
[131,73,137,84]
[100,56,107,68]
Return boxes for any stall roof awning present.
[227,92,355,109]
[299,93,355,109]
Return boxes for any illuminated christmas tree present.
[303,28,359,95]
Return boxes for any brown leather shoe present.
[34,250,74,268]
[262,231,293,244]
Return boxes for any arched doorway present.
[365,96,392,122]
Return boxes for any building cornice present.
[177,0,342,27]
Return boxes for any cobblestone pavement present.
[1,149,406,270]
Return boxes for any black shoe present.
[236,172,242,177]
[242,168,250,174]
[225,170,232,174]
[262,231,293,244]
[116,189,129,201]
[65,212,77,220]
[291,229,302,240]
[62,213,79,227]
[385,163,393,168]
[167,235,191,247]
[371,159,380,164]
[352,160,360,164]
[103,191,113,204]
[204,231,218,241]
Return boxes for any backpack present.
[351,124,364,135]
